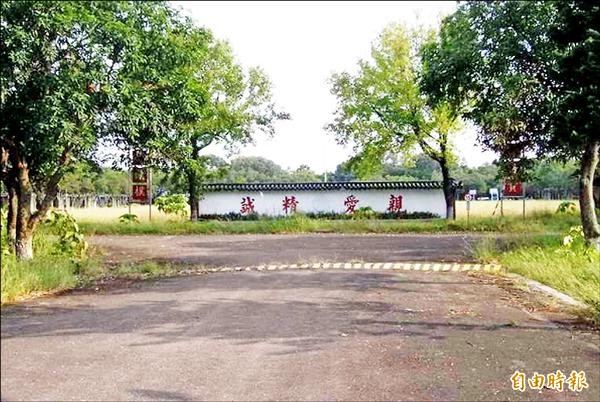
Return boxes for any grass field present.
[76,213,580,236]
[4,198,597,325]
[68,204,174,222]
[67,199,575,223]
[455,199,577,218]
[66,199,579,236]
[476,235,600,323]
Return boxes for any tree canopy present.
[327,25,462,218]
[0,0,285,256]
[420,0,599,245]
[2,1,178,258]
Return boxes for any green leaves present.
[155,194,187,217]
[420,1,562,176]
[44,210,88,261]
[327,25,460,179]
[118,213,139,224]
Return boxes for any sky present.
[171,1,497,173]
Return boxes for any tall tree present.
[421,1,600,246]
[289,165,320,182]
[107,20,213,221]
[549,1,600,246]
[121,31,288,220]
[226,156,290,183]
[2,1,122,258]
[327,25,461,218]
[178,44,286,220]
[0,1,190,259]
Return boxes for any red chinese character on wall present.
[282,195,299,214]
[240,196,255,214]
[387,194,403,212]
[344,195,359,214]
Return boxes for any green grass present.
[1,259,199,305]
[79,212,580,236]
[109,261,191,279]
[1,255,79,304]
[4,210,596,328]
[1,258,184,305]
[1,232,187,304]
[475,235,600,323]
[1,232,89,304]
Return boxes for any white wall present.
[199,189,446,217]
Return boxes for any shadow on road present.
[129,389,193,401]
[1,271,569,356]
[92,233,479,266]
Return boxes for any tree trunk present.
[579,140,600,250]
[9,147,68,260]
[15,174,33,260]
[440,160,454,219]
[188,168,199,221]
[15,234,33,260]
[7,183,18,250]
[15,163,34,260]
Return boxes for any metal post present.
[522,182,526,219]
[128,147,133,216]
[466,199,470,227]
[148,168,152,222]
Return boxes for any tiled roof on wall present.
[200,181,449,192]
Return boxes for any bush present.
[43,210,88,262]
[155,193,188,216]
[352,207,377,220]
[198,212,260,221]
[119,213,139,224]
[198,210,439,221]
[556,201,577,214]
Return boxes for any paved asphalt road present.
[90,233,481,266]
[1,234,599,401]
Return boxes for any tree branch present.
[28,148,71,229]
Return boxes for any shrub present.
[556,201,577,214]
[43,210,88,261]
[119,213,139,224]
[198,212,260,221]
[352,206,377,220]
[155,193,188,216]
[197,210,439,221]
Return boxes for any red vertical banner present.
[131,151,149,203]
[132,184,148,202]
[503,181,523,197]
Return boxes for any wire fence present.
[0,193,131,211]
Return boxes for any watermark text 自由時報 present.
[511,370,589,392]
